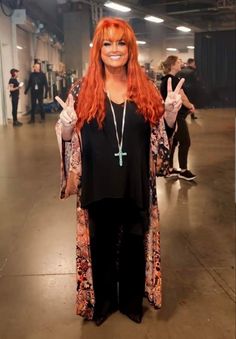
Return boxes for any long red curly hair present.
[75,17,164,129]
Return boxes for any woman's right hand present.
[55,94,77,128]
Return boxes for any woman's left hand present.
[164,77,185,127]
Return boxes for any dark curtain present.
[195,30,236,108]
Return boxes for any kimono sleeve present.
[150,117,170,177]
[55,116,82,199]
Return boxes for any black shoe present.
[120,307,143,324]
[165,168,180,178]
[13,121,23,127]
[178,170,196,181]
[94,303,118,326]
[191,114,198,120]
[94,314,108,326]
[28,119,35,124]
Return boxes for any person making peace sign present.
[160,56,196,181]
[55,17,184,326]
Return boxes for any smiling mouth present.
[109,55,122,60]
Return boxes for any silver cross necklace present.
[107,92,127,167]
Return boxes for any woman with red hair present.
[55,17,184,325]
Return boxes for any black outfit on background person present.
[177,66,199,119]
[25,71,48,122]
[160,74,190,169]
[80,98,151,322]
[177,66,198,104]
[8,77,20,124]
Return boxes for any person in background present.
[24,63,48,123]
[55,17,183,326]
[8,68,23,127]
[177,58,198,119]
[160,55,196,181]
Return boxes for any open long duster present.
[55,87,170,319]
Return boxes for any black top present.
[177,66,198,87]
[177,66,199,103]
[160,74,189,118]
[80,98,151,209]
[9,77,19,98]
[25,72,48,96]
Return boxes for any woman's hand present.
[164,77,185,127]
[55,94,77,128]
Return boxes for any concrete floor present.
[0,109,235,339]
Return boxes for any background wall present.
[0,9,14,123]
[0,9,63,122]
[16,27,32,115]
[63,4,90,77]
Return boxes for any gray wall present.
[63,5,91,77]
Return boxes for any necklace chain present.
[107,92,127,167]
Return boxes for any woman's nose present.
[111,42,118,52]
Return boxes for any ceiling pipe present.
[168,6,236,15]
[101,0,201,31]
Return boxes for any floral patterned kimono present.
[55,87,170,320]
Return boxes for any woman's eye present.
[118,41,126,46]
[103,42,111,47]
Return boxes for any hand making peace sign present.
[164,77,185,127]
[55,93,77,128]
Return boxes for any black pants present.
[169,116,191,169]
[31,92,44,120]
[88,199,146,316]
[11,96,19,122]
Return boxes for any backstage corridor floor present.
[0,108,235,339]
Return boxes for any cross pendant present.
[114,147,127,167]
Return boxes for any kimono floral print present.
[55,17,183,325]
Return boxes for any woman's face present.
[101,39,129,70]
[33,64,41,73]
[172,58,182,73]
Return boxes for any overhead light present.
[144,15,164,23]
[176,26,191,32]
[89,42,93,47]
[137,40,146,45]
[187,45,195,49]
[17,45,23,50]
[104,1,131,12]
[166,47,177,51]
